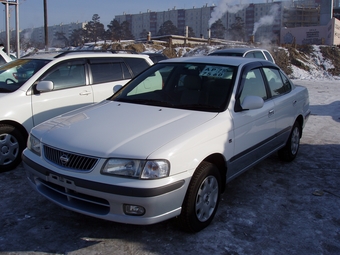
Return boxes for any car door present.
[31,59,94,126]
[262,67,295,145]
[228,67,276,179]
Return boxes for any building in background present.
[281,0,340,45]
[0,22,86,48]
[281,17,340,45]
[1,0,338,48]
[115,0,337,45]
[20,22,86,47]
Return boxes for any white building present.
[115,0,337,45]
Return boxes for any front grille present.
[36,177,110,215]
[44,145,98,171]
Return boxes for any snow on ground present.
[290,64,340,80]
[289,45,340,81]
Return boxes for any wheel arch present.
[0,120,29,141]
[295,114,304,138]
[202,153,227,193]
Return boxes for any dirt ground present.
[1,80,339,255]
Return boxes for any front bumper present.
[22,152,189,225]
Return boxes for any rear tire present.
[177,161,221,232]
[0,124,26,172]
[278,121,301,162]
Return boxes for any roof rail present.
[54,49,139,58]
[54,50,107,58]
[21,50,64,58]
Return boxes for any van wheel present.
[278,121,301,162]
[178,161,221,232]
[0,124,26,172]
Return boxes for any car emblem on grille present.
[60,154,70,165]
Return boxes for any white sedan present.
[23,56,310,232]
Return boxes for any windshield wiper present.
[0,88,12,93]
[115,98,174,107]
[177,103,220,111]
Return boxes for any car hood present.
[33,100,218,158]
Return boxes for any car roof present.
[160,55,276,67]
[21,51,153,61]
[209,47,269,55]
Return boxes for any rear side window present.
[263,51,274,63]
[124,58,150,76]
[253,51,265,59]
[263,67,291,97]
[89,58,133,84]
[279,70,292,92]
[244,52,255,58]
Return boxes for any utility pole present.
[0,0,20,58]
[44,0,48,51]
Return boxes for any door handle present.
[268,109,274,116]
[79,91,91,96]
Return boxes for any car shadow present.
[309,101,340,122]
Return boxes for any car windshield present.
[110,62,236,112]
[0,59,50,93]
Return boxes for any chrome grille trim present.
[44,145,99,171]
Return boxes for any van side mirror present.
[36,81,54,92]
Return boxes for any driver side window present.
[240,68,267,103]
[43,61,86,90]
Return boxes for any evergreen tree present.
[107,19,121,41]
[157,20,178,36]
[69,28,84,46]
[228,17,246,41]
[210,19,225,39]
[84,14,105,43]
[120,21,134,40]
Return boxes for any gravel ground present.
[0,80,339,255]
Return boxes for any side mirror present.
[113,85,123,94]
[241,95,264,110]
[36,81,54,92]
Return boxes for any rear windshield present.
[210,52,243,57]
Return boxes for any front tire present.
[0,124,26,172]
[178,161,221,232]
[278,121,301,162]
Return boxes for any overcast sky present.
[1,0,274,31]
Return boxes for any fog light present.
[123,204,145,216]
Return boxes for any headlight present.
[27,134,41,156]
[101,158,170,179]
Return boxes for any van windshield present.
[0,59,50,93]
